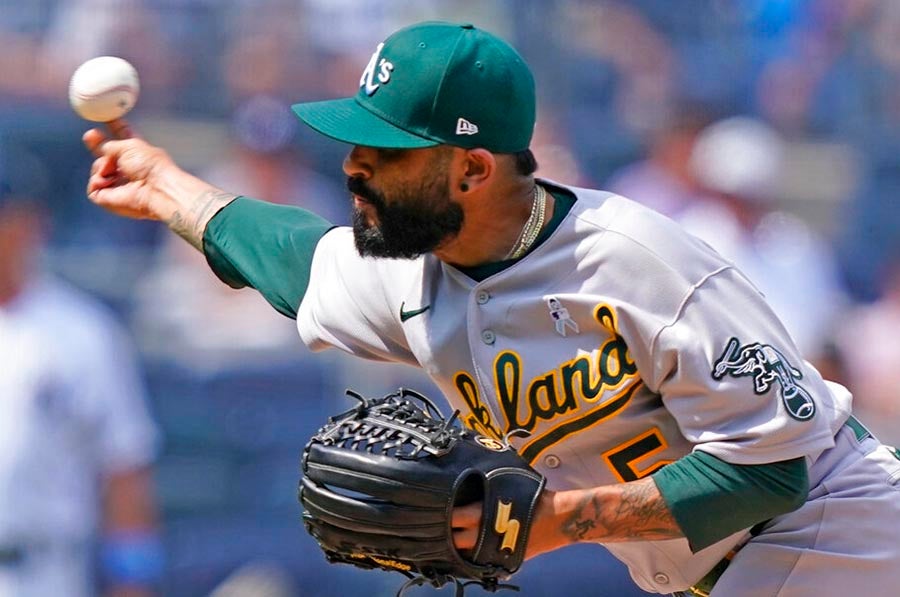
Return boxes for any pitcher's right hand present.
[83,125,179,221]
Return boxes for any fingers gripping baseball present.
[83,123,174,220]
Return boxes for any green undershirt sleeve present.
[651,451,808,553]
[202,196,334,319]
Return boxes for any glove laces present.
[397,574,521,597]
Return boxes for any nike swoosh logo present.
[399,301,430,322]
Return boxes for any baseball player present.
[82,21,900,597]
[0,142,163,596]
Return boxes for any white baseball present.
[68,56,140,122]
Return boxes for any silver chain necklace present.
[504,183,547,260]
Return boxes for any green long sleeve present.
[202,197,334,318]
[652,451,808,552]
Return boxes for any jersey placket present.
[464,280,509,439]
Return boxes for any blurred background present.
[1,0,899,596]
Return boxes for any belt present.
[672,415,873,597]
[844,414,871,443]
[671,549,734,597]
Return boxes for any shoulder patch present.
[712,337,816,421]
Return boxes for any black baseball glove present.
[299,388,546,596]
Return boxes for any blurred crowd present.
[1,0,899,596]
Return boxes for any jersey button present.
[481,329,496,345]
[476,290,490,305]
[653,573,670,585]
[544,454,561,468]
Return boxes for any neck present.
[433,178,553,268]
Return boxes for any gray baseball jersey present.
[0,277,159,597]
[296,181,900,595]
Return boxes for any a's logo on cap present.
[456,117,479,135]
[359,42,394,96]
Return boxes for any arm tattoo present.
[561,478,681,544]
[168,189,237,251]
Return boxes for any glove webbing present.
[325,388,460,458]
[397,573,521,597]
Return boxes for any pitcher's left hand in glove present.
[299,388,546,595]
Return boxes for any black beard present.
[348,175,464,259]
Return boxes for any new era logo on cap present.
[456,118,479,135]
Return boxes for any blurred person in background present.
[41,0,184,113]
[836,254,900,446]
[130,31,347,369]
[752,0,900,302]
[677,116,848,373]
[552,0,678,184]
[529,106,588,188]
[606,104,715,217]
[0,140,162,597]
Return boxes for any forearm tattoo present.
[561,478,681,543]
[168,189,237,251]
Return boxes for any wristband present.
[100,531,165,586]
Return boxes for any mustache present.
[347,176,381,205]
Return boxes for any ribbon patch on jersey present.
[547,297,579,337]
[712,337,816,421]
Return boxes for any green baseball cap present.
[292,21,535,152]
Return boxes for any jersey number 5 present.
[602,427,674,482]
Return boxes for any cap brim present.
[292,97,439,149]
